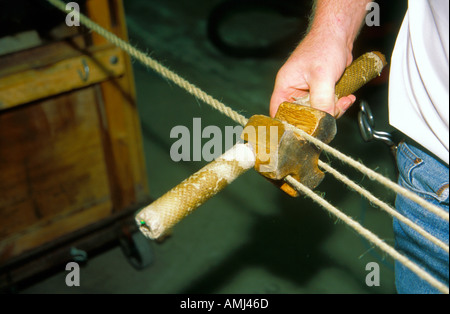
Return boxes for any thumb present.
[269,88,284,118]
[308,72,336,116]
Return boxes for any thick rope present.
[290,127,449,222]
[284,176,449,294]
[318,161,449,253]
[46,0,449,293]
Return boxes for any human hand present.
[269,32,357,118]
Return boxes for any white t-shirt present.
[389,0,449,165]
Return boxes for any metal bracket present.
[358,100,397,157]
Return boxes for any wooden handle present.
[293,52,387,109]
[335,51,387,98]
[136,143,255,239]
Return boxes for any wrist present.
[308,21,354,53]
[307,0,371,53]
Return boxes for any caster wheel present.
[119,230,154,270]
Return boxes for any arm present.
[269,0,372,118]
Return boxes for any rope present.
[284,176,449,294]
[46,0,449,293]
[290,126,449,222]
[318,161,449,253]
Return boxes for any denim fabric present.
[393,141,449,294]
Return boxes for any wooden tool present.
[136,52,387,239]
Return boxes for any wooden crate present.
[0,0,150,289]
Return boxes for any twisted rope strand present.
[318,161,449,253]
[291,127,449,222]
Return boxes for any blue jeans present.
[393,142,449,294]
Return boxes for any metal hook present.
[358,110,375,142]
[358,101,395,147]
[77,58,90,82]
[359,100,374,126]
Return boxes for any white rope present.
[284,175,449,294]
[290,126,449,222]
[318,161,449,253]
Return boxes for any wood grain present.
[87,0,150,211]
[0,87,113,261]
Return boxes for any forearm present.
[308,0,372,51]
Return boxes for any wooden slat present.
[0,201,112,263]
[0,35,86,78]
[87,0,150,211]
[112,0,150,204]
[0,46,125,110]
